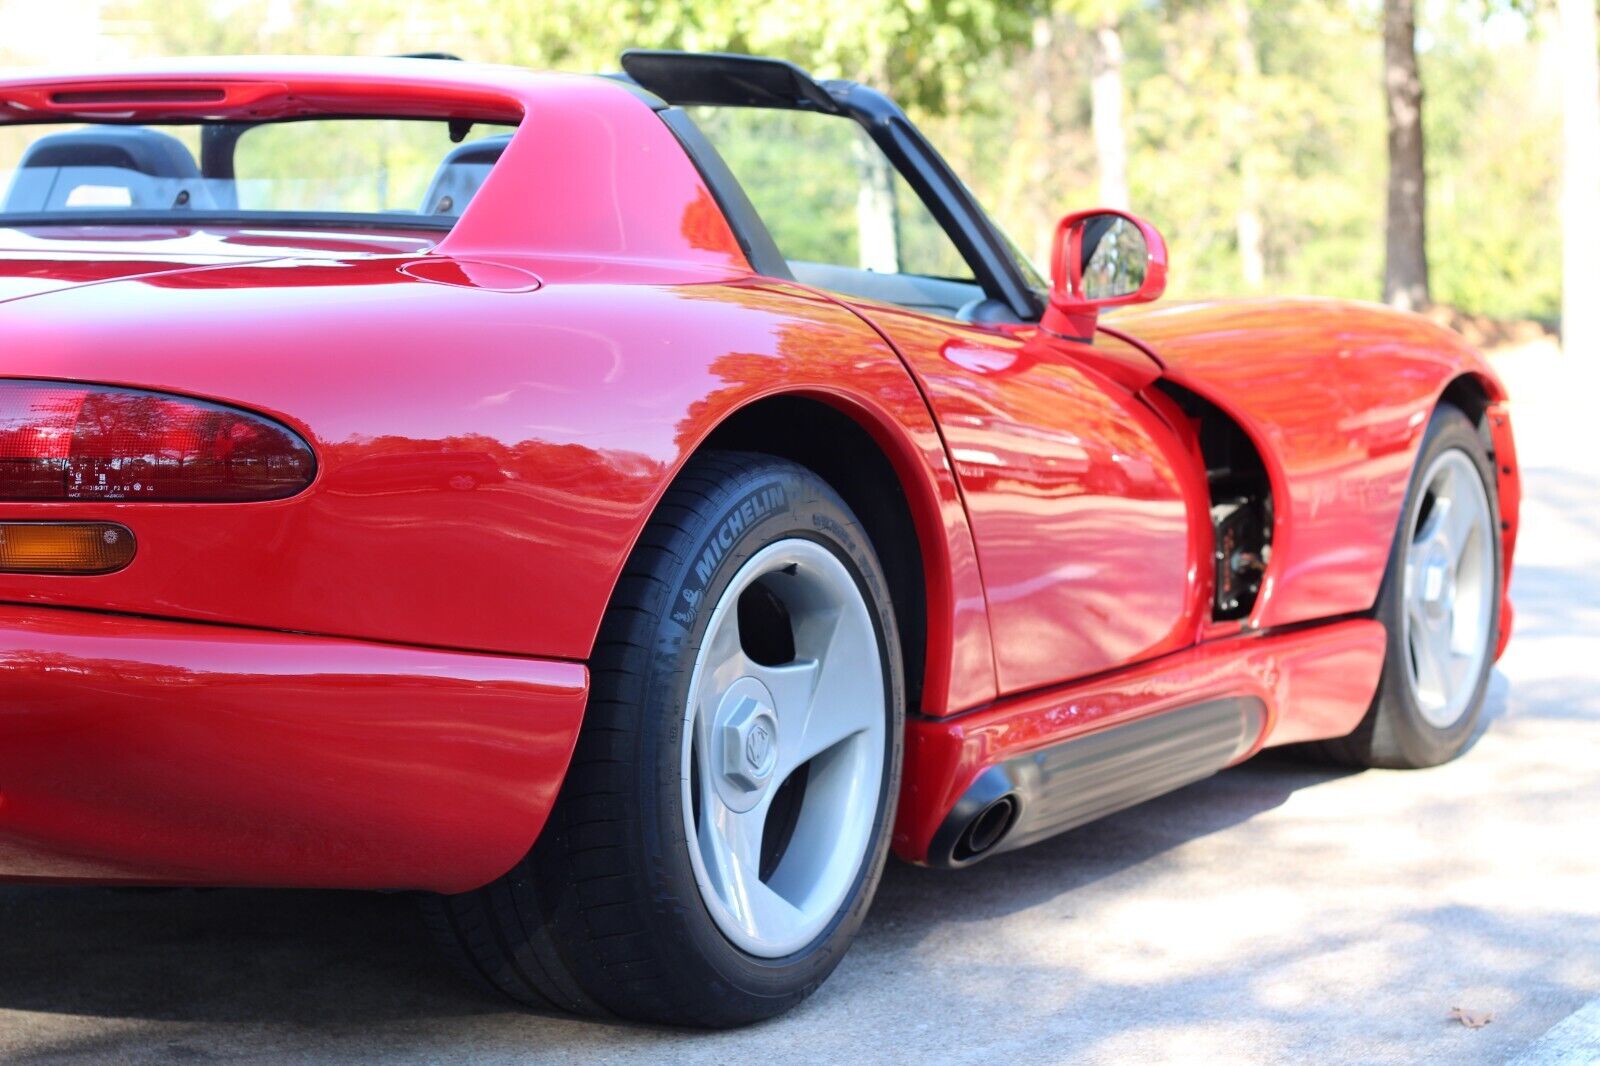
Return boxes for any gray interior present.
[3,127,216,213]
[418,133,513,217]
[788,259,1013,322]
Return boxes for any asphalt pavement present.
[1,344,1595,1065]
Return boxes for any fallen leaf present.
[1450,1007,1493,1029]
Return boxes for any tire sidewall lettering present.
[669,481,793,634]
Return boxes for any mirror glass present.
[1078,215,1149,300]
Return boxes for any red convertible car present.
[0,52,1520,1026]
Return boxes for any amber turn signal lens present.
[0,522,135,574]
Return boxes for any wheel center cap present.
[745,720,774,771]
[711,676,780,813]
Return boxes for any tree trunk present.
[1560,0,1600,357]
[1383,0,1429,311]
[853,134,899,274]
[853,47,899,274]
[1230,0,1266,291]
[1090,20,1129,209]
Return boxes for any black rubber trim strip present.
[656,107,792,280]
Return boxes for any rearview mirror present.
[1042,209,1168,340]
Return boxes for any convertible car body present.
[0,52,1519,1024]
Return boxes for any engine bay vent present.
[1157,382,1274,622]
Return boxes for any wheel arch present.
[1375,376,1496,609]
[1437,370,1505,428]
[697,392,941,714]
[1434,369,1519,658]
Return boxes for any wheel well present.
[700,395,929,712]
[1439,373,1492,430]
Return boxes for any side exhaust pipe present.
[926,766,1021,868]
[923,697,1267,869]
[954,794,1018,863]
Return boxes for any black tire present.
[422,450,905,1027]
[1313,403,1503,769]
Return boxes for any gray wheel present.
[683,537,888,958]
[1401,448,1497,729]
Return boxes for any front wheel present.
[423,451,904,1027]
[1318,403,1503,768]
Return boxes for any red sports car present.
[0,51,1520,1026]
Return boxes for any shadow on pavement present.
[870,751,1361,940]
[0,753,1360,1026]
[0,886,490,1025]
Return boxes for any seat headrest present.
[420,133,513,217]
[19,127,202,178]
[3,127,213,213]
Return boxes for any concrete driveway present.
[1,346,1595,1065]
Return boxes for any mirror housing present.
[1041,208,1168,341]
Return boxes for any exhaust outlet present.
[926,766,1023,868]
[952,794,1018,864]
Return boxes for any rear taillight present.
[0,380,314,502]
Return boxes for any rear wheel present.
[423,451,903,1027]
[1317,403,1502,768]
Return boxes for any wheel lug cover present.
[713,679,779,811]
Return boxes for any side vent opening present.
[1158,382,1273,622]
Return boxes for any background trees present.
[4,0,1591,340]
[1384,0,1430,311]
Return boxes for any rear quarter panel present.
[0,261,996,714]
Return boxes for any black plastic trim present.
[613,51,1045,320]
[657,107,792,280]
[825,82,1044,322]
[621,50,842,114]
[927,696,1267,867]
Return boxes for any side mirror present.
[1041,209,1168,340]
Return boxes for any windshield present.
[0,118,517,229]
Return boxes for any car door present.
[846,302,1203,694]
[684,103,1207,696]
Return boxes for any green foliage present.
[93,0,1562,321]
[1422,6,1561,320]
[689,105,974,276]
